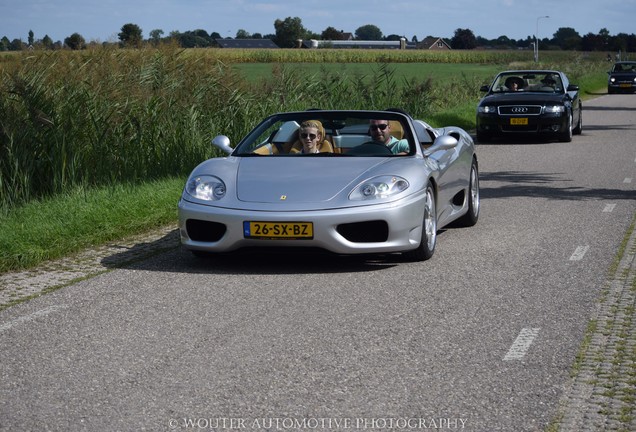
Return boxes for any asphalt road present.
[1,94,635,432]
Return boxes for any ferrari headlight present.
[350,176,409,201]
[544,105,565,113]
[185,175,226,201]
[478,105,496,114]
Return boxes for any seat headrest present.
[389,120,404,139]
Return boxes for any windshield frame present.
[490,71,565,94]
[232,110,417,157]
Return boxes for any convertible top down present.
[178,109,479,261]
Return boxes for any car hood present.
[236,157,387,204]
[480,92,566,105]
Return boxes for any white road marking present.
[569,245,590,261]
[602,204,616,213]
[624,178,633,184]
[0,305,66,333]
[503,328,540,361]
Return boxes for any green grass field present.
[234,62,505,84]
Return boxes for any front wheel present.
[558,113,573,142]
[573,106,583,135]
[403,185,437,261]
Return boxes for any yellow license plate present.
[619,83,631,88]
[510,117,528,125]
[244,221,313,239]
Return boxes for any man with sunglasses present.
[369,120,410,154]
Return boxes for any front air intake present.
[186,219,226,242]
[336,221,389,243]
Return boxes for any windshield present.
[233,112,416,157]
[490,72,564,93]
[612,62,636,73]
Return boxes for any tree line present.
[1,16,634,53]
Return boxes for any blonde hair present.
[289,120,334,153]
[299,120,324,139]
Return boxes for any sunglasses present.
[300,133,317,140]
[370,124,389,131]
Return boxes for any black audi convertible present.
[476,70,582,143]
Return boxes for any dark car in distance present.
[607,61,636,94]
[476,70,582,143]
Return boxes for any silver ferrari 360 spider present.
[178,109,479,261]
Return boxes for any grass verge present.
[0,178,183,273]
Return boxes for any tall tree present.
[321,26,344,40]
[118,23,143,48]
[64,33,85,50]
[42,35,53,50]
[236,29,251,39]
[450,28,477,49]
[273,17,307,48]
[28,30,34,46]
[552,27,581,50]
[355,24,382,40]
[149,29,164,45]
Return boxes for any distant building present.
[300,39,416,49]
[215,39,279,49]
[417,37,452,50]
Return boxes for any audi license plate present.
[244,221,313,239]
[510,117,528,125]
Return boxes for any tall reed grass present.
[0,47,245,209]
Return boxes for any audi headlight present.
[478,105,496,114]
[350,176,409,201]
[185,175,226,201]
[544,105,565,113]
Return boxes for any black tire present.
[403,185,437,261]
[455,159,480,227]
[573,106,583,135]
[558,113,573,142]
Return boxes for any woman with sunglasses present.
[290,120,334,154]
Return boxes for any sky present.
[1,0,635,44]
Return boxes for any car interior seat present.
[389,120,404,139]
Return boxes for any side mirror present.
[567,84,579,92]
[480,85,490,92]
[212,135,233,155]
[423,135,458,157]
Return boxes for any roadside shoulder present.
[555,215,636,431]
[0,225,179,311]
